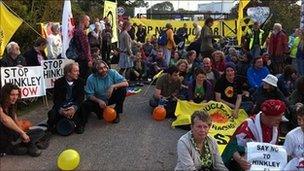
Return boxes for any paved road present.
[0,85,187,170]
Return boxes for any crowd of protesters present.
[0,13,303,170]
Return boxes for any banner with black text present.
[1,66,46,98]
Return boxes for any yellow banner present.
[172,100,247,154]
[130,18,237,43]
[0,2,23,57]
[104,1,118,43]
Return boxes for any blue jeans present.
[297,58,304,75]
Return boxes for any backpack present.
[66,37,80,60]
[157,29,168,46]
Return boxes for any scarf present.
[247,112,278,144]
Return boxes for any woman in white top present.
[284,106,304,159]
[175,111,227,171]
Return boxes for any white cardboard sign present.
[247,142,287,171]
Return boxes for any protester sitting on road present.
[247,56,269,93]
[175,111,228,171]
[288,76,304,128]
[0,84,45,157]
[252,74,287,114]
[149,66,181,118]
[214,62,243,118]
[211,50,226,75]
[146,48,167,79]
[277,65,298,97]
[176,59,190,100]
[23,38,48,66]
[225,47,239,64]
[82,60,128,124]
[170,50,180,67]
[129,51,146,84]
[222,99,286,171]
[187,68,214,103]
[0,41,26,67]
[47,62,86,135]
[202,57,221,86]
[284,106,304,159]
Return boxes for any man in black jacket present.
[47,62,86,134]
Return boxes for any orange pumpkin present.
[17,119,32,131]
[153,106,166,121]
[103,107,117,122]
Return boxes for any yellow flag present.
[237,0,250,45]
[103,1,118,43]
[0,2,22,57]
[172,100,248,154]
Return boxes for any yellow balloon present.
[57,149,80,171]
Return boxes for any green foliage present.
[147,1,174,19]
[229,0,300,36]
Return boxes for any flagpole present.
[2,1,43,37]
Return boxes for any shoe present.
[112,115,120,124]
[75,126,85,134]
[36,132,51,149]
[27,145,42,157]
[9,145,28,155]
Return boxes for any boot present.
[112,114,120,124]
[27,144,41,157]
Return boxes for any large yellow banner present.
[172,100,247,154]
[0,2,23,57]
[104,1,118,43]
[130,18,237,43]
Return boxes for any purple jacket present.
[188,79,214,102]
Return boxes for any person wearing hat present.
[214,62,243,118]
[222,99,287,171]
[47,62,86,135]
[252,74,287,114]
[82,59,128,124]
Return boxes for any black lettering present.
[214,133,227,145]
[4,68,10,78]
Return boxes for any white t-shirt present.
[284,127,304,158]
[47,33,62,59]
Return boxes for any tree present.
[146,1,174,19]
[229,0,300,35]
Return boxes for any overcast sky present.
[145,0,302,11]
[145,0,236,11]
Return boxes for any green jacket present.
[289,36,300,58]
[247,29,264,49]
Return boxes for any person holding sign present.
[47,62,86,134]
[0,84,45,157]
[175,111,228,171]
[83,60,128,124]
[222,99,286,171]
[214,62,243,118]
[284,106,304,159]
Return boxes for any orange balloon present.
[17,119,32,131]
[103,107,117,122]
[153,106,166,121]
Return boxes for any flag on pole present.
[103,1,118,43]
[237,0,250,45]
[0,2,23,57]
[61,0,75,58]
